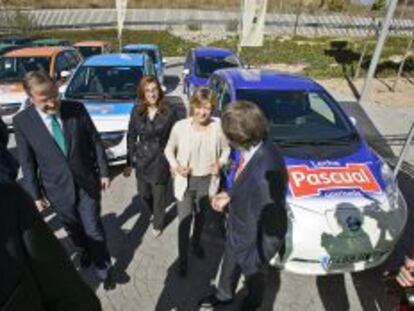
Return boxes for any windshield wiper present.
[67,92,113,100]
[274,135,356,147]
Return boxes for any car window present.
[0,56,51,82]
[236,89,354,142]
[55,53,70,76]
[65,65,144,101]
[65,50,80,70]
[309,92,336,124]
[195,55,241,79]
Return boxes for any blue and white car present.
[64,53,155,164]
[183,47,242,99]
[209,68,408,275]
[122,44,165,86]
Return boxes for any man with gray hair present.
[13,71,114,290]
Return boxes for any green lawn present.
[5,28,413,79]
[209,35,414,78]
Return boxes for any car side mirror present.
[350,116,357,125]
[60,70,71,79]
[182,68,190,76]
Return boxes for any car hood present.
[82,101,134,132]
[191,75,208,87]
[0,83,26,103]
[284,142,388,211]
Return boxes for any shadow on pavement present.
[155,239,224,311]
[102,195,151,287]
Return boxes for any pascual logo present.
[288,164,381,198]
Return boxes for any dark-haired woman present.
[124,75,177,237]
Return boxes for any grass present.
[209,35,414,78]
[3,27,413,79]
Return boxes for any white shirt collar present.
[241,142,262,167]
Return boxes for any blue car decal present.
[284,143,385,198]
[84,102,134,116]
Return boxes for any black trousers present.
[54,186,111,279]
[136,177,168,230]
[177,176,210,263]
[216,246,266,310]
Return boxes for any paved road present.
[7,58,414,311]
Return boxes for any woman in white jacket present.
[165,87,229,277]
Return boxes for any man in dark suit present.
[199,101,288,310]
[13,71,114,289]
[0,162,101,311]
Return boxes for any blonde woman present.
[165,87,229,277]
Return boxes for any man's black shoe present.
[192,244,205,259]
[198,294,232,308]
[178,260,187,278]
[80,251,91,269]
[103,268,116,291]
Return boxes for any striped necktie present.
[234,153,245,180]
[50,114,67,156]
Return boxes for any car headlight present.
[381,162,399,210]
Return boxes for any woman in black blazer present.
[124,75,176,237]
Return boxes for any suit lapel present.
[27,105,67,159]
[230,144,265,196]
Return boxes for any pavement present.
[6,57,414,311]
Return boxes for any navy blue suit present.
[13,101,111,277]
[216,141,287,308]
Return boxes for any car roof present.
[215,68,324,91]
[193,47,236,58]
[4,46,73,57]
[83,53,147,66]
[123,44,159,50]
[0,35,32,42]
[74,41,110,47]
[32,38,70,44]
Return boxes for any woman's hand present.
[209,162,221,176]
[123,166,133,177]
[172,165,190,177]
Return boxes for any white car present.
[210,68,408,275]
[63,53,155,164]
[0,46,81,128]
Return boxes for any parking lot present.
[6,57,414,311]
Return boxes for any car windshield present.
[124,49,157,64]
[195,55,240,78]
[235,89,356,144]
[65,65,143,101]
[0,56,51,82]
[77,46,102,58]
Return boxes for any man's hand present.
[34,198,50,212]
[209,162,220,176]
[101,177,111,192]
[396,258,414,287]
[173,165,190,177]
[123,166,133,177]
[211,192,230,213]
